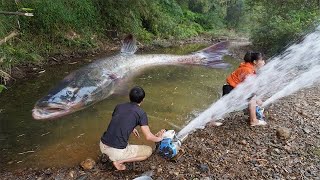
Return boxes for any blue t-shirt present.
[100,102,148,149]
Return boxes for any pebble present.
[69,170,75,178]
[274,148,280,154]
[303,128,311,134]
[76,174,88,180]
[283,145,291,152]
[7,161,14,165]
[157,168,162,173]
[44,168,52,176]
[198,164,209,173]
[240,140,247,145]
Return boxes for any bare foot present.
[113,161,126,170]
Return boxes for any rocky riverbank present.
[1,84,319,179]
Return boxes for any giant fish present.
[32,35,230,120]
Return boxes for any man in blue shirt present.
[100,86,165,170]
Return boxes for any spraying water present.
[178,26,320,138]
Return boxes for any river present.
[0,43,238,171]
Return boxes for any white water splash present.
[178,26,320,138]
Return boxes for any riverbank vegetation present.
[0,0,320,87]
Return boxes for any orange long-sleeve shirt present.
[227,62,255,88]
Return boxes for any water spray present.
[178,25,320,138]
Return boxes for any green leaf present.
[0,85,6,93]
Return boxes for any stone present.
[240,140,248,145]
[157,168,163,173]
[198,164,209,173]
[276,127,291,140]
[200,177,212,180]
[303,128,311,134]
[44,168,52,176]
[283,145,291,152]
[76,174,88,180]
[274,148,280,154]
[69,170,76,178]
[80,158,96,170]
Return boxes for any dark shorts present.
[222,84,234,96]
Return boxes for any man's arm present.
[132,128,140,138]
[140,125,164,142]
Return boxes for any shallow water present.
[0,44,237,171]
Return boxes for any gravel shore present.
[1,84,319,179]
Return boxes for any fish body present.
[32,37,230,120]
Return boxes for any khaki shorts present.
[99,141,152,162]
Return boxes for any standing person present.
[222,52,266,126]
[100,86,165,170]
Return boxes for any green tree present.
[245,0,320,54]
[225,0,244,30]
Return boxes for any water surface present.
[0,44,238,171]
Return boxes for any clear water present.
[178,26,320,138]
[0,44,237,171]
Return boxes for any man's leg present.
[112,145,152,170]
[113,156,149,170]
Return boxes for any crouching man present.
[100,86,165,170]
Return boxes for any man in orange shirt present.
[223,52,266,126]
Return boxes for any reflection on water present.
[0,44,237,171]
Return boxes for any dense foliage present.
[0,0,231,67]
[245,0,320,54]
[0,0,320,86]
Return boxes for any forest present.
[1,0,320,88]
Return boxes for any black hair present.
[129,86,145,103]
[243,52,263,63]
[243,51,252,62]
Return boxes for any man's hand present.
[132,128,140,138]
[155,129,166,138]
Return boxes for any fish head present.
[32,72,118,120]
[32,81,96,120]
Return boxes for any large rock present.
[276,127,291,140]
[80,158,96,170]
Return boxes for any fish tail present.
[199,41,230,54]
[193,41,231,68]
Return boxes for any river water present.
[0,44,237,171]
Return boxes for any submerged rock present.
[80,158,96,170]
